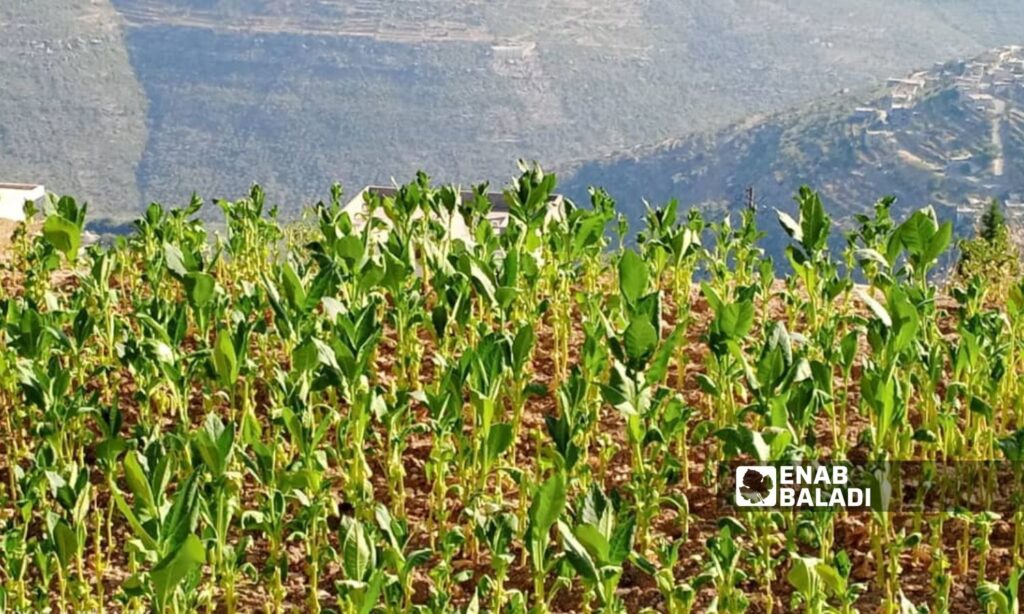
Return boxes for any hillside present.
[0,1,147,219]
[101,0,1024,219]
[6,2,1024,223]
[562,45,1024,241]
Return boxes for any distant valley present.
[5,1,1024,228]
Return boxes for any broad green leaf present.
[815,561,846,596]
[291,338,319,373]
[340,517,376,582]
[151,534,205,609]
[647,324,684,385]
[123,453,157,517]
[280,262,307,311]
[618,249,648,306]
[213,329,238,388]
[559,522,598,584]
[512,324,535,371]
[528,472,567,538]
[484,423,514,464]
[164,242,189,276]
[854,248,889,268]
[336,235,364,263]
[573,523,611,564]
[787,555,822,595]
[42,215,81,262]
[358,570,385,614]
[798,187,830,252]
[110,483,158,551]
[924,220,953,266]
[624,316,658,365]
[184,272,215,309]
[714,426,770,461]
[193,414,234,477]
[280,469,322,493]
[717,301,754,340]
[52,519,77,568]
[607,515,635,565]
[970,395,993,422]
[700,283,724,314]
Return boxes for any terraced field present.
[1,167,1022,613]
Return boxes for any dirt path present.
[992,97,1006,177]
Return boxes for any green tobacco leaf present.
[529,472,567,539]
[340,516,376,582]
[292,337,337,374]
[608,515,635,565]
[618,249,648,306]
[512,324,536,371]
[715,426,770,461]
[559,522,599,584]
[123,453,157,517]
[336,235,364,263]
[484,423,514,464]
[924,220,953,266]
[787,555,822,595]
[717,301,754,340]
[574,523,611,564]
[798,187,830,252]
[624,316,658,365]
[602,361,651,417]
[280,262,307,312]
[291,338,319,373]
[184,272,215,309]
[358,571,385,614]
[646,324,684,385]
[815,561,847,596]
[52,519,77,568]
[970,395,993,422]
[163,242,189,277]
[43,215,81,262]
[430,305,448,339]
[896,210,932,256]
[151,534,205,609]
[213,329,239,388]
[194,414,234,477]
[111,485,158,551]
[854,248,889,268]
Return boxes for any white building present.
[0,183,45,221]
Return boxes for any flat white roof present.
[0,184,45,221]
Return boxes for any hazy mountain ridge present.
[0,0,147,216]
[6,1,1024,223]
[107,0,1024,219]
[561,45,1024,238]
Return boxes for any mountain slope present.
[0,0,147,218]
[561,46,1024,239]
[106,0,1024,219]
